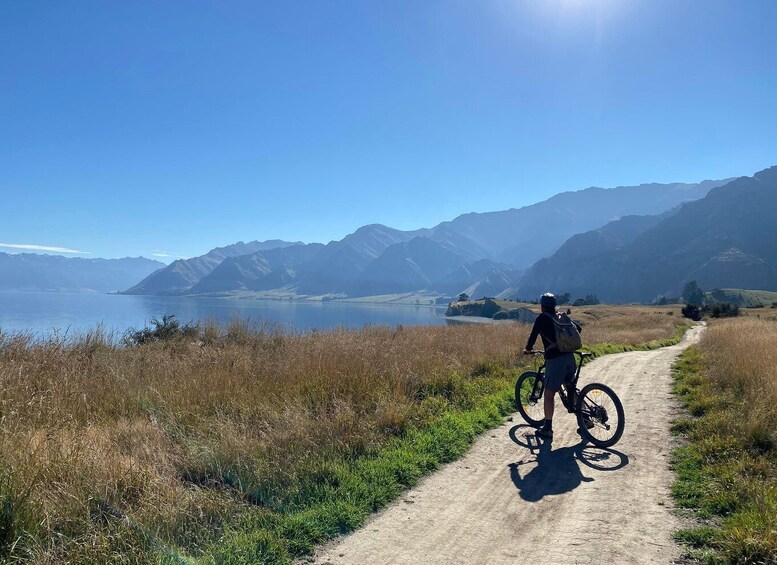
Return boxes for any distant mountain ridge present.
[119,177,729,300]
[345,236,468,297]
[293,225,414,295]
[421,179,729,267]
[0,253,164,293]
[4,172,755,302]
[514,166,777,302]
[191,243,325,294]
[124,240,302,295]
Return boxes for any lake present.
[0,291,448,339]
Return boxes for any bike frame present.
[517,349,623,446]
[530,351,591,412]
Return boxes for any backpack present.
[544,312,582,353]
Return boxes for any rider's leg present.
[540,356,566,435]
[543,388,556,422]
[536,388,556,437]
[564,382,577,411]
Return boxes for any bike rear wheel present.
[576,382,625,448]
[515,371,545,427]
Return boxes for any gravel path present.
[306,326,703,565]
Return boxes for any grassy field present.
[672,317,777,563]
[704,288,777,308]
[0,307,685,563]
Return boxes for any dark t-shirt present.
[525,313,561,359]
[525,312,582,359]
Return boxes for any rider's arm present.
[524,316,542,352]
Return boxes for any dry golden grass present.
[741,306,777,321]
[0,307,683,562]
[556,304,683,346]
[698,317,777,438]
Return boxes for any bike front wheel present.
[576,382,625,448]
[515,371,545,427]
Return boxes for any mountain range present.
[514,166,777,302]
[8,168,774,304]
[120,177,729,300]
[0,254,164,293]
[124,240,302,295]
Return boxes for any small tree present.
[682,280,705,306]
[458,293,469,302]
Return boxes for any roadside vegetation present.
[0,307,684,563]
[672,317,777,563]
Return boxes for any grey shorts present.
[544,353,576,393]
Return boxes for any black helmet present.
[539,293,557,308]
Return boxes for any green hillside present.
[705,288,777,307]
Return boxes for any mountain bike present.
[514,351,625,448]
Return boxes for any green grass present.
[670,347,777,564]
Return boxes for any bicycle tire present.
[515,371,545,427]
[576,382,625,448]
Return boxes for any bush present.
[682,302,740,321]
[702,302,740,319]
[123,314,198,346]
[682,304,702,321]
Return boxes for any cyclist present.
[523,293,582,439]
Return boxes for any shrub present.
[682,304,702,321]
[123,314,198,346]
[702,302,740,319]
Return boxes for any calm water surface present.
[0,291,447,338]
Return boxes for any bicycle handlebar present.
[523,349,593,358]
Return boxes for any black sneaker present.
[536,425,553,439]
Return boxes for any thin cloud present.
[152,250,188,260]
[0,242,90,254]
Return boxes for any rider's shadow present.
[507,424,629,502]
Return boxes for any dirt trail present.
[308,326,704,565]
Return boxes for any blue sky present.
[2,1,776,261]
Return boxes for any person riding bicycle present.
[523,292,583,439]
